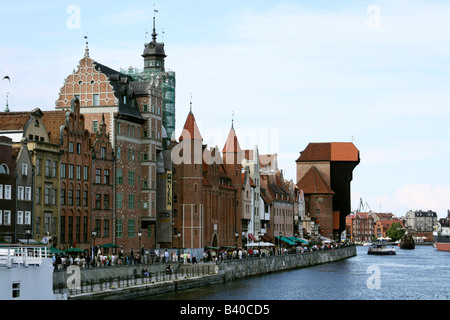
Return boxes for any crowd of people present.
[52,242,353,270]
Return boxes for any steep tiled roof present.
[0,112,30,131]
[41,110,67,145]
[297,166,334,194]
[296,142,359,162]
[179,111,202,141]
[223,127,241,153]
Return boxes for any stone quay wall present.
[64,246,356,300]
[218,246,356,281]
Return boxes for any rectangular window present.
[128,171,134,186]
[4,184,11,200]
[24,186,31,200]
[93,94,100,107]
[116,219,123,238]
[0,184,2,199]
[95,169,101,184]
[4,210,11,225]
[92,120,98,132]
[117,169,123,184]
[77,143,81,154]
[128,194,135,209]
[101,147,106,159]
[24,211,31,225]
[17,186,24,200]
[52,161,57,177]
[36,159,41,176]
[45,159,51,177]
[68,190,73,205]
[143,104,148,112]
[116,193,122,209]
[61,189,65,205]
[17,211,23,225]
[103,219,110,238]
[22,164,28,175]
[44,186,50,205]
[12,283,20,299]
[104,194,109,210]
[52,189,56,205]
[104,170,110,184]
[69,165,74,179]
[128,219,135,238]
[76,165,81,180]
[36,187,41,204]
[83,191,88,206]
[69,142,74,153]
[95,194,101,209]
[84,166,89,181]
[61,163,66,178]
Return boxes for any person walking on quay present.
[164,250,169,262]
[192,251,197,264]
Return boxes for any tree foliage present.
[386,222,405,241]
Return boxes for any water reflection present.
[144,246,450,300]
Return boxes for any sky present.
[1,0,450,218]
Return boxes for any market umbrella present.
[100,243,119,248]
[65,247,85,253]
[49,247,65,254]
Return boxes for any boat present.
[399,233,415,250]
[367,240,396,255]
[433,226,450,252]
[0,245,67,300]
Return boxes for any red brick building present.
[296,142,360,238]
[50,99,92,250]
[55,43,165,253]
[172,110,239,249]
[0,137,16,243]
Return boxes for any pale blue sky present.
[1,1,450,218]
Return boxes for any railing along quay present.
[55,263,215,296]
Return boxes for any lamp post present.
[235,232,239,249]
[138,230,142,264]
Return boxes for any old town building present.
[296,142,360,238]
[172,110,239,250]
[0,137,16,243]
[13,140,34,243]
[346,212,375,243]
[54,30,171,252]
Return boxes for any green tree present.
[386,222,405,241]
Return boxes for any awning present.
[275,236,297,245]
[287,237,309,245]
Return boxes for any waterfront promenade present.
[59,245,356,300]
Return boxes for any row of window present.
[0,184,12,200]
[0,210,31,226]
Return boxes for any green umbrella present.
[65,247,85,253]
[49,247,65,254]
[100,243,119,248]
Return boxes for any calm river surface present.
[146,245,450,300]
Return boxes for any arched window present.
[0,163,9,174]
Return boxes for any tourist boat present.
[367,240,396,255]
[433,226,450,252]
[0,245,67,300]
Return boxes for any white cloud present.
[371,184,450,218]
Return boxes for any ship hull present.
[433,233,450,252]
[434,242,450,252]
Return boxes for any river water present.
[146,245,450,300]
